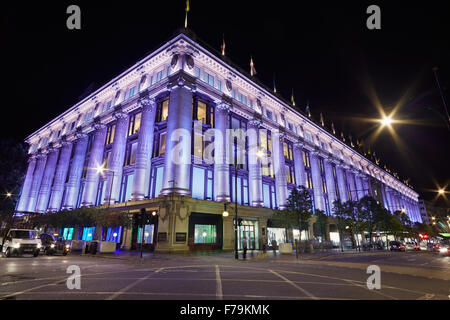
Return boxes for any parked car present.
[0,229,41,257]
[405,242,421,251]
[427,243,442,252]
[389,241,406,251]
[39,233,70,256]
[438,240,450,256]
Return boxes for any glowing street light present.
[96,165,115,207]
[5,192,12,198]
[380,115,393,127]
[438,189,445,195]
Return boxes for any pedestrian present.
[242,236,248,260]
[271,239,277,256]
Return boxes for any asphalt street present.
[0,250,448,300]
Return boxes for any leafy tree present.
[314,209,329,251]
[342,200,364,251]
[0,139,28,228]
[375,208,393,249]
[357,196,385,248]
[276,186,313,258]
[389,214,404,241]
[332,200,349,252]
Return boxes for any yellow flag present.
[186,0,190,12]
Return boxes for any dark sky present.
[2,1,449,206]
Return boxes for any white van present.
[0,229,42,257]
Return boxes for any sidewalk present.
[73,247,397,262]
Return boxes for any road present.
[0,250,448,300]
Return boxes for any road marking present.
[215,265,223,300]
[416,293,435,300]
[105,267,164,300]
[269,269,318,300]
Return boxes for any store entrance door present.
[240,225,256,250]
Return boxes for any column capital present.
[294,138,305,150]
[138,96,156,111]
[216,101,231,114]
[248,117,262,128]
[113,109,128,120]
[92,120,106,131]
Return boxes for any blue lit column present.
[27,153,47,212]
[161,72,194,196]
[47,140,73,212]
[355,173,365,200]
[16,156,37,212]
[272,129,288,210]
[104,111,129,204]
[310,151,325,211]
[35,147,60,213]
[335,164,348,203]
[346,170,357,201]
[293,141,306,187]
[379,183,389,210]
[247,117,263,206]
[324,159,337,207]
[63,132,88,209]
[214,101,231,202]
[131,96,157,200]
[362,176,371,197]
[385,186,393,212]
[81,122,107,206]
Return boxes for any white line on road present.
[105,267,164,300]
[269,269,318,300]
[215,265,223,300]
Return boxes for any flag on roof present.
[291,89,295,106]
[221,34,225,56]
[250,57,257,76]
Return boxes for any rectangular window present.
[216,80,222,91]
[159,132,167,155]
[81,227,95,241]
[128,112,142,136]
[194,67,200,78]
[266,110,273,120]
[197,101,207,124]
[105,226,122,243]
[156,99,169,122]
[192,167,206,200]
[128,87,135,98]
[137,224,154,244]
[306,171,313,189]
[120,174,134,202]
[194,224,217,244]
[62,228,74,241]
[106,124,116,145]
[150,166,164,198]
[124,142,138,166]
[156,70,163,82]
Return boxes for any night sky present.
[2,1,449,206]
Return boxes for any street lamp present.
[96,165,115,207]
[380,115,393,127]
[438,189,445,195]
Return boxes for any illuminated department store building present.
[16,30,422,252]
